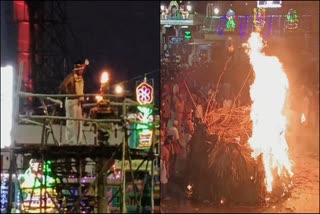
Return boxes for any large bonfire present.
[188,32,294,205]
[246,32,293,193]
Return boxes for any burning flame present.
[95,95,103,102]
[100,72,109,84]
[246,32,293,193]
[301,113,306,124]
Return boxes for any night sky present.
[1,1,160,101]
[65,1,160,92]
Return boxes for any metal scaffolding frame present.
[5,64,160,213]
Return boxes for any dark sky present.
[65,1,160,89]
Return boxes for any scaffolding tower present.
[5,65,160,213]
[27,0,74,94]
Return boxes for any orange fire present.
[245,32,293,193]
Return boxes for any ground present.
[161,125,319,213]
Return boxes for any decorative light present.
[253,8,266,31]
[1,65,14,149]
[115,85,124,95]
[161,5,165,11]
[226,9,236,31]
[136,106,154,148]
[137,106,153,124]
[19,159,58,213]
[100,71,109,84]
[136,81,154,105]
[214,8,219,15]
[186,5,192,12]
[286,9,299,30]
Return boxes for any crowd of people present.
[159,41,238,201]
[159,40,319,201]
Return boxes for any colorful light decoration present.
[286,9,299,30]
[253,8,266,31]
[136,106,154,148]
[1,175,9,213]
[226,9,236,31]
[136,81,154,105]
[18,159,58,213]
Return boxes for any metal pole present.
[78,159,82,213]
[121,100,127,213]
[97,158,108,213]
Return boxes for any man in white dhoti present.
[59,59,88,145]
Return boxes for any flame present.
[95,95,103,102]
[246,32,293,193]
[301,113,306,124]
[100,72,109,84]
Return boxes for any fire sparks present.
[301,113,306,124]
[246,32,293,193]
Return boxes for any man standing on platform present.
[59,59,89,144]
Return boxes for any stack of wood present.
[204,105,253,144]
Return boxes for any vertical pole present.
[43,157,47,214]
[97,158,107,213]
[121,100,127,213]
[79,159,83,213]
[150,125,155,213]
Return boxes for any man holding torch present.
[59,59,89,144]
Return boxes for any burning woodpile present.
[204,106,252,145]
[186,32,294,207]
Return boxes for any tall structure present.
[14,1,71,96]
